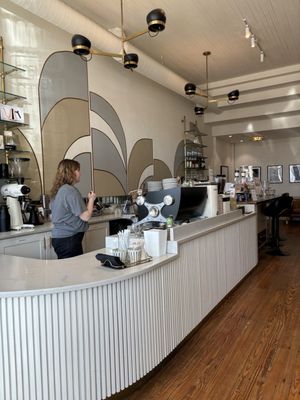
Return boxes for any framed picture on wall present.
[267,165,283,183]
[220,165,229,181]
[289,164,300,183]
[252,166,261,180]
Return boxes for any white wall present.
[212,138,234,180]
[235,136,300,197]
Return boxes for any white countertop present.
[169,209,245,242]
[0,213,134,240]
[0,250,177,295]
[0,210,255,296]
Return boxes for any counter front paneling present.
[0,211,257,400]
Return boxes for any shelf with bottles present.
[185,148,207,156]
[0,146,31,167]
[0,121,29,134]
[185,158,207,168]
[185,169,208,181]
[1,130,28,152]
[184,141,207,149]
[185,166,208,171]
[0,148,30,154]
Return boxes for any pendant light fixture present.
[184,51,240,115]
[71,0,166,70]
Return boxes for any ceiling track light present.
[71,0,166,70]
[244,24,251,39]
[243,18,265,63]
[184,51,240,115]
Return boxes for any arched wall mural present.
[38,51,183,197]
[39,51,91,195]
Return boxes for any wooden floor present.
[113,222,300,400]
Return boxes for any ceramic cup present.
[111,248,127,263]
[127,247,142,264]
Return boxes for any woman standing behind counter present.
[50,159,96,259]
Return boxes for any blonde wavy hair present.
[50,159,80,198]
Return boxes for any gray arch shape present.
[90,92,127,164]
[174,140,185,176]
[92,128,127,193]
[39,51,88,127]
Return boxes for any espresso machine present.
[0,183,31,230]
[136,186,208,225]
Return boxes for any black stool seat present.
[263,195,293,255]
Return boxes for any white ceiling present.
[218,128,300,144]
[62,0,300,84]
[60,0,300,143]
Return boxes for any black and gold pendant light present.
[184,51,240,115]
[71,0,166,70]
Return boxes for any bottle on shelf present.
[234,169,240,183]
[4,130,16,150]
[166,215,174,228]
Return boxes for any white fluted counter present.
[0,210,258,400]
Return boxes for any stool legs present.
[266,216,289,256]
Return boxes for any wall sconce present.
[243,18,265,63]
[184,51,240,115]
[71,0,166,70]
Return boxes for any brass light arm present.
[91,49,123,58]
[71,0,166,70]
[122,28,149,43]
[195,89,209,98]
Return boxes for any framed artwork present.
[252,166,261,180]
[289,164,300,183]
[220,165,229,181]
[267,165,283,183]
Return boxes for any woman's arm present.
[80,191,96,221]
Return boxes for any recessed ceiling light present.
[228,135,232,138]
[240,139,244,142]
[249,135,264,142]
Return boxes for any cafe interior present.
[0,1,300,399]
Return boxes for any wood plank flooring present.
[110,222,300,400]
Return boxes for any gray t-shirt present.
[51,184,88,238]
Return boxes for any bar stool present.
[263,195,293,256]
